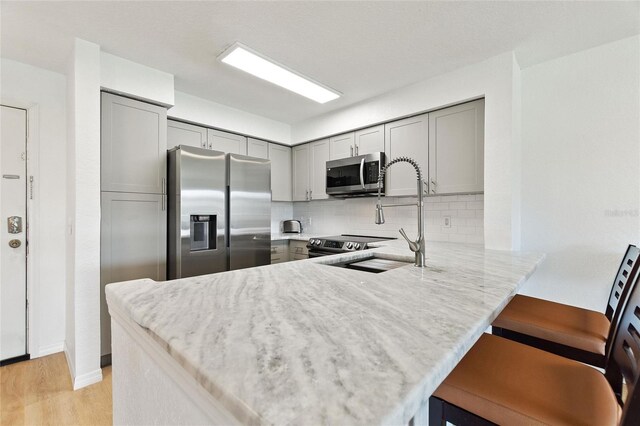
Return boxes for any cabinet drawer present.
[291,253,308,261]
[289,240,309,256]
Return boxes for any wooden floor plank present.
[0,353,111,426]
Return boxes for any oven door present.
[308,250,336,258]
[326,152,385,196]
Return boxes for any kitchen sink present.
[321,254,412,274]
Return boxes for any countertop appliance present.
[282,220,302,234]
[168,146,271,279]
[326,152,385,197]
[306,234,396,257]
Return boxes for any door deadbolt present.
[7,216,22,234]
[9,239,21,248]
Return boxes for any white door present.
[0,105,28,362]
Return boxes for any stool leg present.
[428,396,445,426]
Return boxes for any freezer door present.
[227,153,271,271]
[168,146,228,279]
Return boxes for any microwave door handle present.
[360,158,365,189]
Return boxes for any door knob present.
[9,239,21,248]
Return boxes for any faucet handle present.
[399,228,419,252]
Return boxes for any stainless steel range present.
[307,234,395,257]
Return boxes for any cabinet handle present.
[350,145,353,157]
[305,190,309,200]
[430,179,436,194]
[271,248,277,254]
[355,145,359,156]
[309,190,312,200]
[208,143,212,149]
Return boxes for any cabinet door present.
[101,93,167,194]
[269,143,292,201]
[247,138,269,159]
[310,139,330,200]
[355,124,384,156]
[100,192,166,356]
[329,132,354,160]
[428,99,484,194]
[384,114,428,196]
[167,120,207,149]
[292,144,310,201]
[208,128,247,155]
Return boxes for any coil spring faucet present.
[374,157,425,267]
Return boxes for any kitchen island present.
[106,241,543,425]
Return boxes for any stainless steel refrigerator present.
[168,146,271,279]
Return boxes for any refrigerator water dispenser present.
[190,215,216,251]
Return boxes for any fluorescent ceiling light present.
[218,43,340,104]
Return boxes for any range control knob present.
[308,239,314,245]
[346,242,353,249]
[315,239,322,246]
[354,243,361,250]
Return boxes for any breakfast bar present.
[106,241,543,425]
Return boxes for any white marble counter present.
[106,241,543,425]
[270,232,319,242]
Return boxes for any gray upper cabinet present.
[101,92,167,194]
[428,99,484,195]
[269,143,292,201]
[208,128,247,155]
[310,139,330,200]
[329,132,355,160]
[100,191,166,356]
[384,114,429,197]
[329,125,384,160]
[355,124,384,156]
[247,138,269,159]
[292,144,310,201]
[168,120,207,149]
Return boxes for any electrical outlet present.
[443,216,451,228]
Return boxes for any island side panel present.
[111,313,241,425]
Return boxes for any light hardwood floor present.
[1,353,112,425]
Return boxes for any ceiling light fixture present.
[218,42,341,104]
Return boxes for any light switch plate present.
[443,216,451,228]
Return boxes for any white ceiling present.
[1,1,638,124]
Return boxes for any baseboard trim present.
[36,342,64,358]
[73,368,103,390]
[63,341,76,379]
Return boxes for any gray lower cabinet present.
[168,119,208,149]
[100,192,166,359]
[101,92,167,194]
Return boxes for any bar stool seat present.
[433,333,621,425]
[493,294,610,355]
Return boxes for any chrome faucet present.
[375,157,425,267]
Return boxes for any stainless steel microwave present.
[326,152,385,197]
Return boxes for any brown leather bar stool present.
[429,266,640,426]
[492,244,640,368]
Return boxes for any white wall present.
[0,58,67,357]
[292,52,521,251]
[65,38,102,389]
[519,35,640,311]
[169,91,291,144]
[101,52,174,107]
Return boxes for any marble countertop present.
[106,241,544,425]
[270,232,318,242]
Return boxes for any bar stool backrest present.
[606,245,640,321]
[610,263,640,425]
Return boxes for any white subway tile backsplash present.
[289,194,484,244]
